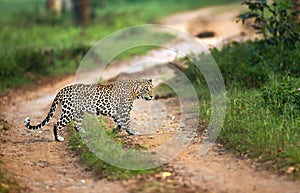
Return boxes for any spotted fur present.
[24,79,154,141]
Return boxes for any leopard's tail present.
[24,94,60,130]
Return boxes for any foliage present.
[211,42,269,88]
[262,75,300,116]
[155,83,176,97]
[238,0,300,48]
[179,56,209,98]
[210,41,300,88]
[0,0,241,92]
[0,46,89,92]
[180,40,300,177]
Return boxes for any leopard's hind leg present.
[54,114,72,141]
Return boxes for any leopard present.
[24,79,154,141]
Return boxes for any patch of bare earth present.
[161,3,257,47]
[1,3,300,193]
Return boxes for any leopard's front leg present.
[121,113,140,135]
[114,103,140,135]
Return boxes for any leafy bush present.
[178,55,209,99]
[238,0,300,48]
[262,75,300,116]
[256,42,300,75]
[210,42,270,88]
[210,41,300,88]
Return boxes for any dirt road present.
[1,3,300,193]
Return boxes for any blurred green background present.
[0,0,240,92]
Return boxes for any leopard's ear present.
[148,78,152,82]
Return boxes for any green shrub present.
[181,41,300,177]
[179,55,210,99]
[238,0,300,48]
[256,42,300,75]
[210,41,300,89]
[210,42,270,88]
[0,45,89,91]
[262,75,300,116]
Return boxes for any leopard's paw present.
[55,136,65,142]
[126,129,141,135]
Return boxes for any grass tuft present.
[68,117,160,180]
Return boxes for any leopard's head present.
[136,79,154,101]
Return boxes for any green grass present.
[0,46,89,91]
[0,0,241,92]
[220,90,300,177]
[0,165,23,193]
[68,116,160,180]
[180,40,300,178]
[0,0,43,16]
[0,161,24,193]
[157,40,300,178]
[0,0,242,48]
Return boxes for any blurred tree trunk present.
[72,0,90,25]
[45,0,62,16]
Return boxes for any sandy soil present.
[161,3,257,48]
[1,3,300,193]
